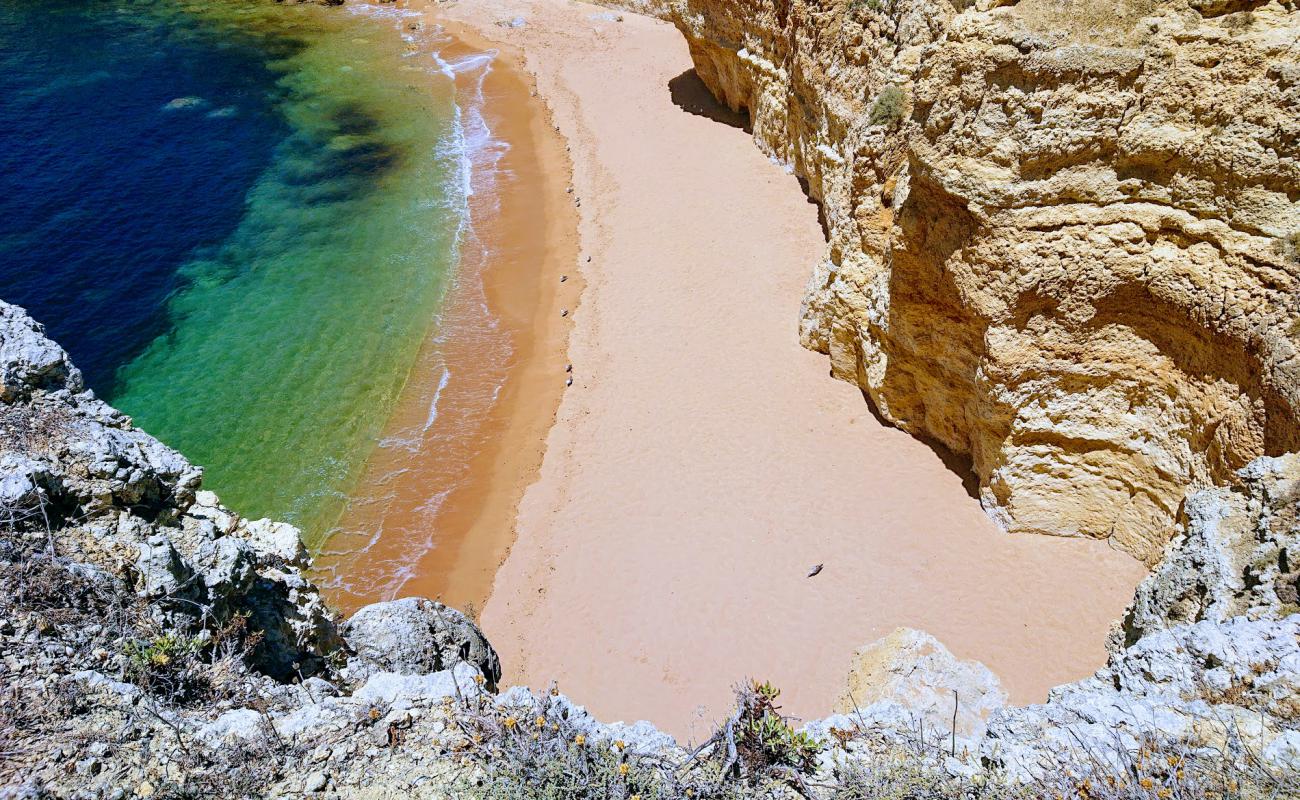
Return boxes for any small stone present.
[560,275,567,282]
[560,309,569,317]
[304,771,328,793]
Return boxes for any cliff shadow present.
[668,70,751,133]
[859,386,981,500]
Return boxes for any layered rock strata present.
[671,0,1300,562]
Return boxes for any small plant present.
[124,632,209,703]
[848,0,884,14]
[734,681,820,775]
[1274,231,1300,264]
[868,84,906,128]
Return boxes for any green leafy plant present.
[868,84,906,128]
[1274,231,1300,264]
[123,632,209,702]
[733,681,821,776]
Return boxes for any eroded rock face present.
[1118,453,1300,647]
[0,301,342,679]
[671,0,1300,562]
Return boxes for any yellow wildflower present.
[1157,790,1172,799]
[574,734,586,746]
[618,764,630,776]
[1140,778,1154,790]
[614,740,627,751]
[536,716,547,728]
[504,717,517,730]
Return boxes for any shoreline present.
[314,15,580,616]
[408,0,1148,743]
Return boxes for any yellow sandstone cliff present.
[672,0,1300,562]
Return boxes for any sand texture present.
[421,0,1149,742]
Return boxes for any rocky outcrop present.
[833,628,1006,742]
[670,0,1300,563]
[985,614,1300,779]
[1120,452,1300,646]
[0,305,341,680]
[809,462,1300,779]
[342,597,502,690]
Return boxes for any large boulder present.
[343,597,501,690]
[834,627,1007,743]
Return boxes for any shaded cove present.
[0,0,468,542]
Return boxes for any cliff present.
[671,0,1300,563]
[3,300,1299,797]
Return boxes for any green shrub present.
[848,0,884,14]
[123,632,209,702]
[1274,231,1300,264]
[457,681,817,800]
[732,681,820,776]
[868,84,906,128]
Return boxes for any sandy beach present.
[315,26,580,616]
[404,0,1149,742]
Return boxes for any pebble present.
[561,309,569,317]
[560,275,567,282]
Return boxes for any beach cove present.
[402,0,1149,742]
[0,0,1146,745]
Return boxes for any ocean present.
[0,0,496,548]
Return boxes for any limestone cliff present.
[671,0,1300,562]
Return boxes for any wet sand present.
[392,0,1149,743]
[315,23,580,615]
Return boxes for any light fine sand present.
[417,0,1149,743]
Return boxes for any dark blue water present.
[0,0,292,392]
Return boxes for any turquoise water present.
[0,0,470,542]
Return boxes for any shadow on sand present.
[668,69,750,132]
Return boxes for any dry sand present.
[414,0,1149,743]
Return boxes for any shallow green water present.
[105,2,465,541]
